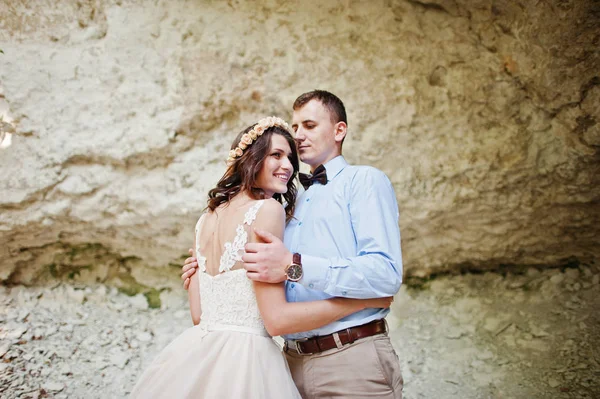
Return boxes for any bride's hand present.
[363,296,394,309]
[181,249,198,290]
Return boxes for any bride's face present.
[255,134,293,198]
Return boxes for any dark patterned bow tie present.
[299,164,328,189]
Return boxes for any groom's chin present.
[299,154,311,164]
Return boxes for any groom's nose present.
[295,130,306,143]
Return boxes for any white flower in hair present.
[240,134,253,145]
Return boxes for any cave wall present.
[0,0,598,288]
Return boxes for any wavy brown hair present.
[207,124,299,221]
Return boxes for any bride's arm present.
[252,200,391,336]
[188,238,202,325]
[188,273,201,325]
[254,282,388,337]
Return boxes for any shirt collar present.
[322,155,348,182]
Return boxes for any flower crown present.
[226,116,294,166]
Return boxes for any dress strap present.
[243,200,265,225]
[218,200,265,273]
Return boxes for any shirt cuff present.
[300,254,330,292]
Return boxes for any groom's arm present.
[300,167,402,298]
[244,168,402,299]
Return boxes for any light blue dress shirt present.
[283,156,403,340]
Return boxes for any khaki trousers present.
[284,333,403,398]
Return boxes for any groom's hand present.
[243,229,291,283]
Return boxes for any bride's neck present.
[230,190,258,205]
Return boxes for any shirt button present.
[342,291,347,295]
[306,198,310,202]
[290,283,295,288]
[309,283,314,288]
[298,222,302,226]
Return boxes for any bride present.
[130,116,392,398]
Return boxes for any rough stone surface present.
[1,0,599,288]
[1,266,598,398]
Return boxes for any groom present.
[183,90,404,398]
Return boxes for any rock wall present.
[1,0,599,288]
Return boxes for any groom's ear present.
[333,121,347,144]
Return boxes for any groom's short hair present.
[293,90,347,125]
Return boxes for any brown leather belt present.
[285,319,387,355]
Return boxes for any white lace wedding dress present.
[130,200,301,398]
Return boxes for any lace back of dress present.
[193,200,266,332]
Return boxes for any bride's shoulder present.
[259,197,284,212]
[250,199,285,238]
[254,198,285,224]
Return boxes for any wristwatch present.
[284,253,303,282]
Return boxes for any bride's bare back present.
[195,195,265,277]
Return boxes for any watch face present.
[287,264,303,281]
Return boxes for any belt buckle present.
[294,338,309,355]
[345,328,355,345]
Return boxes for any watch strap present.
[293,252,302,266]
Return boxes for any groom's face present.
[292,99,340,170]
